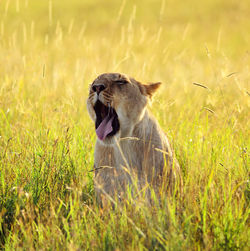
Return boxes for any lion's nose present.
[92,84,106,95]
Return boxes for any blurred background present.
[1,0,249,85]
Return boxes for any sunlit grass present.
[0,0,249,250]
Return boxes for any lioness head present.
[87,73,161,145]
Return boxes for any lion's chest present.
[113,141,143,172]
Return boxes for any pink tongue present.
[96,115,114,140]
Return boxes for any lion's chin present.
[97,133,120,146]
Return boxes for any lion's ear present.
[143,82,162,98]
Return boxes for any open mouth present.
[94,100,120,140]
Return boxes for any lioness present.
[87,73,181,203]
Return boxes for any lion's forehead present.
[93,73,130,84]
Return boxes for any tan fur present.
[87,73,182,203]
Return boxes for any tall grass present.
[0,0,249,250]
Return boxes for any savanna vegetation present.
[0,0,249,250]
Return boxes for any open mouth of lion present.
[94,100,120,140]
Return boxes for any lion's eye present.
[116,80,128,85]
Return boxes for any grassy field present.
[0,0,249,250]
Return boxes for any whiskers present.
[88,92,95,100]
[88,91,114,109]
[102,92,113,99]
[101,92,114,108]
